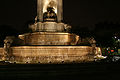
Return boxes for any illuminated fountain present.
[0,0,101,63]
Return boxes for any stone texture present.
[0,46,101,63]
[19,32,79,45]
[0,48,3,60]
[29,22,71,32]
[37,0,63,22]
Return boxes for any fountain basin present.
[0,46,101,63]
[19,32,79,46]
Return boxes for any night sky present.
[0,0,120,45]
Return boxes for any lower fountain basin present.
[0,46,101,64]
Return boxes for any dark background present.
[0,0,120,46]
[0,63,120,80]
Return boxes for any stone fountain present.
[0,0,101,64]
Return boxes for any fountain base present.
[0,46,101,64]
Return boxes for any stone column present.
[37,0,43,22]
[57,0,63,22]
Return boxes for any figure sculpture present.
[43,1,57,22]
[3,36,14,60]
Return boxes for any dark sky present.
[0,0,120,34]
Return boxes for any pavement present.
[0,62,120,80]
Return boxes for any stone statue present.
[89,37,97,55]
[48,1,57,8]
[3,36,14,60]
[43,1,57,22]
[64,24,72,32]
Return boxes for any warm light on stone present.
[0,46,101,63]
[19,32,79,45]
[43,0,57,13]
[0,0,102,64]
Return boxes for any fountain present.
[0,0,101,64]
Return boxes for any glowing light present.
[114,36,117,39]
[107,48,109,50]
[111,50,114,52]
[118,39,120,41]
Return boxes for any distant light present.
[111,50,114,52]
[115,36,117,39]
